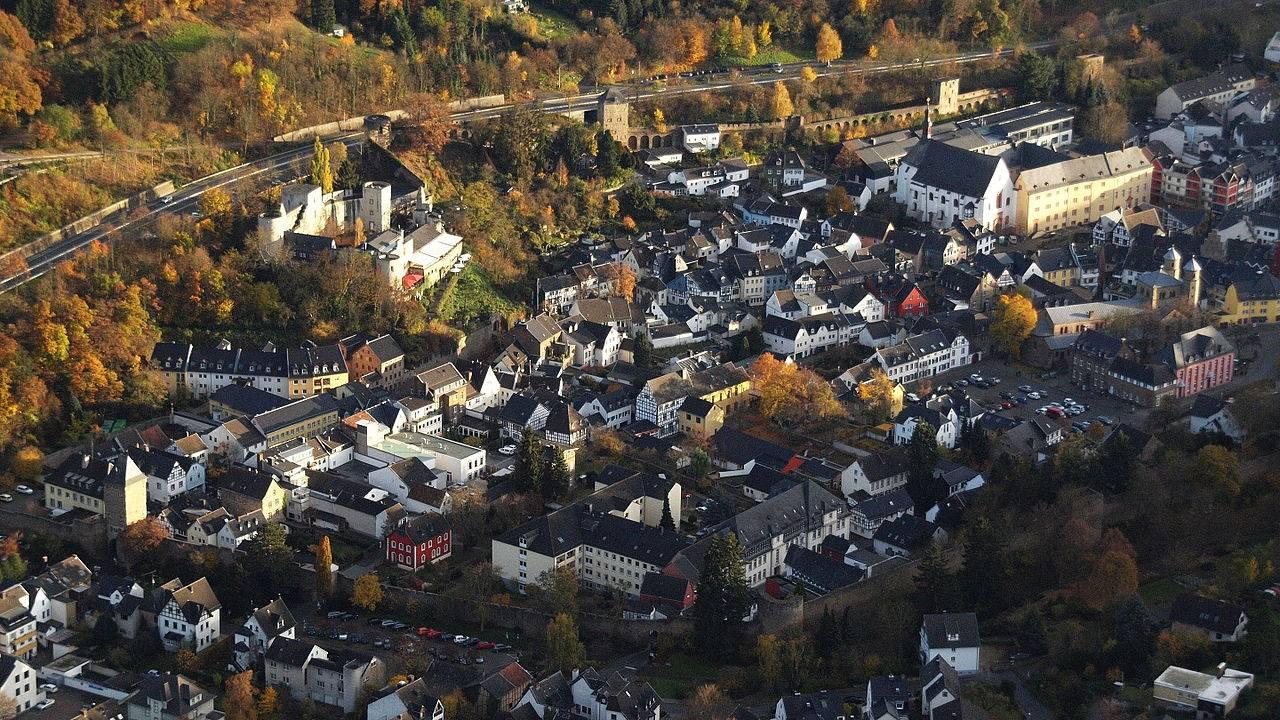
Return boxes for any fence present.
[273,111,413,143]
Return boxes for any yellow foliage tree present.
[769,81,793,120]
[750,353,843,427]
[800,66,818,83]
[352,573,384,610]
[857,368,902,421]
[990,292,1037,357]
[815,23,843,64]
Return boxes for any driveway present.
[969,668,1053,720]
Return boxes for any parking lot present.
[302,611,521,670]
[911,359,1148,435]
[17,686,106,720]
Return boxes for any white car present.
[35,699,54,711]
[14,484,33,495]
[160,195,174,204]
[453,635,471,644]
[38,683,56,693]
[498,445,517,456]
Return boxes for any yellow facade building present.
[1014,148,1153,236]
[1218,272,1280,325]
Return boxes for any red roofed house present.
[384,515,452,571]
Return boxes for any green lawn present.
[158,21,224,54]
[640,652,721,699]
[436,265,521,331]
[724,46,814,66]
[1138,577,1184,607]
[528,3,580,42]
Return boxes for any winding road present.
[0,42,1059,293]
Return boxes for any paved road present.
[0,132,363,294]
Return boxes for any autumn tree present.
[352,573,384,610]
[607,263,637,301]
[991,292,1037,357]
[546,612,585,674]
[256,687,278,720]
[118,517,169,569]
[688,684,732,720]
[1077,529,1138,611]
[224,671,258,720]
[0,11,41,125]
[48,0,84,46]
[825,185,853,214]
[750,353,843,427]
[309,137,333,194]
[815,23,843,64]
[857,368,902,421]
[769,81,793,120]
[314,535,333,598]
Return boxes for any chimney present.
[1217,662,1227,678]
[81,454,91,469]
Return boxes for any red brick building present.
[384,515,452,570]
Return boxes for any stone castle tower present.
[930,77,960,117]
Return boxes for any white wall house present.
[874,330,971,384]
[895,140,1014,233]
[920,613,980,674]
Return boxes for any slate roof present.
[1170,594,1246,635]
[209,384,290,416]
[902,140,1002,198]
[783,544,863,594]
[921,612,980,649]
[872,514,939,551]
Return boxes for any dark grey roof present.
[854,488,913,521]
[778,692,843,720]
[921,612,980,649]
[873,514,940,551]
[783,544,862,594]
[903,140,1002,198]
[252,394,341,435]
[209,384,289,416]
[1170,594,1246,635]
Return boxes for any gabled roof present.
[921,612,980,649]
[1170,594,1246,635]
[903,140,1003,198]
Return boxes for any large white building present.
[492,468,685,593]
[873,330,972,384]
[0,656,39,717]
[368,219,465,293]
[895,140,1014,232]
[1155,65,1255,119]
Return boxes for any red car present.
[1046,407,1065,418]
[476,641,496,650]
[1000,401,1014,410]
[418,627,443,638]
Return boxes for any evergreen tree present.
[596,130,621,177]
[632,332,653,368]
[906,421,940,512]
[514,426,543,495]
[659,495,675,530]
[814,608,839,659]
[310,0,336,34]
[956,518,1013,616]
[911,542,956,615]
[1096,430,1136,494]
[693,533,751,656]
[543,448,570,501]
[1109,595,1155,677]
[389,9,417,53]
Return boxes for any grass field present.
[1137,577,1184,607]
[640,652,721,699]
[158,21,225,54]
[528,3,581,42]
[725,46,814,66]
[436,265,521,331]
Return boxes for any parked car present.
[955,379,969,387]
[367,618,385,626]
[14,484,33,495]
[327,611,345,619]
[418,627,442,638]
[0,494,13,503]
[1000,401,1014,410]
[1096,416,1114,426]
[1018,385,1033,393]
[1000,391,1014,399]
[35,699,54,711]
[494,644,513,652]
[380,619,399,628]
[453,635,471,644]
[38,684,57,693]
[905,392,920,402]
[476,641,495,650]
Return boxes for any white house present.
[130,447,206,505]
[920,613,980,674]
[231,597,296,672]
[874,330,971,384]
[368,678,446,720]
[0,657,40,716]
[761,312,862,359]
[678,124,721,153]
[1154,64,1255,119]
[895,140,1014,232]
[893,405,959,449]
[153,577,221,653]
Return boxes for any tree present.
[256,687,278,720]
[514,425,543,495]
[92,613,118,645]
[1194,444,1240,497]
[756,634,782,689]
[688,448,712,485]
[990,293,1037,357]
[800,66,818,83]
[694,533,751,655]
[906,421,939,511]
[310,0,336,33]
[224,671,258,720]
[309,137,333,194]
[546,612,585,674]
[912,542,957,614]
[688,684,732,720]
[48,0,83,46]
[815,23,843,64]
[769,81,793,120]
[176,648,200,674]
[1017,52,1058,101]
[352,573,383,611]
[314,536,333,598]
[1077,529,1138,611]
[443,690,479,720]
[632,332,653,368]
[957,518,1013,615]
[542,448,570,501]
[660,495,675,530]
[750,353,843,427]
[595,130,621,177]
[825,186,854,214]
[542,566,579,617]
[1095,431,1136,493]
[857,368,902,421]
[199,187,233,220]
[118,516,169,567]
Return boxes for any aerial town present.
[0,1,1276,719]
